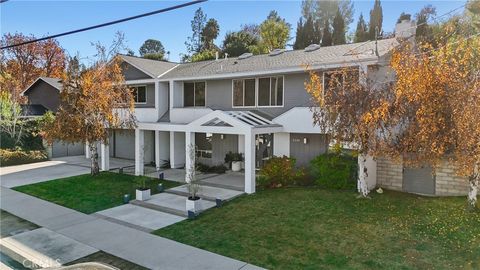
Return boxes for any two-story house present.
[92,33,400,195]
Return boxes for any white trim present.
[256,75,284,108]
[232,78,256,108]
[21,77,61,96]
[232,76,285,109]
[158,59,380,82]
[125,79,156,85]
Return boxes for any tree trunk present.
[467,162,479,209]
[358,154,370,197]
[89,143,100,176]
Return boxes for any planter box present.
[136,189,151,201]
[186,197,203,213]
[231,161,243,172]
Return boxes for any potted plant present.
[135,177,151,201]
[186,144,203,213]
[225,152,243,172]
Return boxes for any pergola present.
[136,110,283,194]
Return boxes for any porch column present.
[244,132,256,194]
[238,135,245,154]
[100,139,109,171]
[155,130,160,170]
[185,131,195,182]
[85,142,91,159]
[135,129,145,175]
[169,131,175,168]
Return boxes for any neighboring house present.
[21,77,85,158]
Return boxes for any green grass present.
[13,172,180,214]
[154,188,480,270]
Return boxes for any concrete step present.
[198,181,245,192]
[130,192,216,217]
[166,184,245,202]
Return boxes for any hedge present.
[0,149,48,167]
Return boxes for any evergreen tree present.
[354,13,369,42]
[332,8,346,45]
[321,19,332,47]
[397,12,411,23]
[185,8,207,55]
[368,0,383,40]
[222,31,258,57]
[415,5,436,43]
[201,18,220,51]
[293,18,305,49]
[139,39,165,60]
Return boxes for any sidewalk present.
[0,187,262,270]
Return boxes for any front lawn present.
[13,172,180,214]
[154,188,480,269]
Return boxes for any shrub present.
[310,153,357,189]
[258,156,305,188]
[196,163,227,174]
[0,149,48,167]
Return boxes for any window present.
[233,78,255,107]
[322,68,359,96]
[233,76,284,107]
[184,82,206,107]
[195,133,212,159]
[258,76,283,107]
[131,86,146,103]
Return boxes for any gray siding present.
[122,62,152,80]
[205,73,313,118]
[211,134,238,165]
[289,133,328,167]
[26,81,60,112]
[112,129,154,163]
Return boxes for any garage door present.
[52,141,85,157]
[290,133,328,167]
[403,166,435,195]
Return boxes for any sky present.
[1,0,467,63]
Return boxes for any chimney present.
[395,19,416,39]
[215,51,219,61]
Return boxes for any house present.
[21,77,85,157]
[91,22,406,195]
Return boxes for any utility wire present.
[1,0,207,49]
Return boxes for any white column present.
[169,131,175,168]
[244,132,256,194]
[185,131,195,182]
[135,129,145,176]
[85,142,91,159]
[100,139,109,171]
[155,130,160,170]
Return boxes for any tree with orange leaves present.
[42,34,136,175]
[379,34,480,208]
[305,67,391,197]
[0,33,65,103]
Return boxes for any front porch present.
[135,110,283,194]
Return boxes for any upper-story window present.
[322,68,359,96]
[184,82,206,107]
[131,86,146,103]
[232,76,284,108]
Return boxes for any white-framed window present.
[258,76,283,107]
[184,81,206,107]
[232,76,284,108]
[131,85,147,103]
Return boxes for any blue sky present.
[1,0,466,62]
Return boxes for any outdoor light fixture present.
[220,134,225,140]
[303,137,308,144]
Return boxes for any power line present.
[1,0,207,50]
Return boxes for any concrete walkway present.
[0,187,262,270]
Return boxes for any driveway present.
[0,156,134,188]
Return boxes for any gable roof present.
[119,54,178,78]
[159,38,399,80]
[22,77,62,96]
